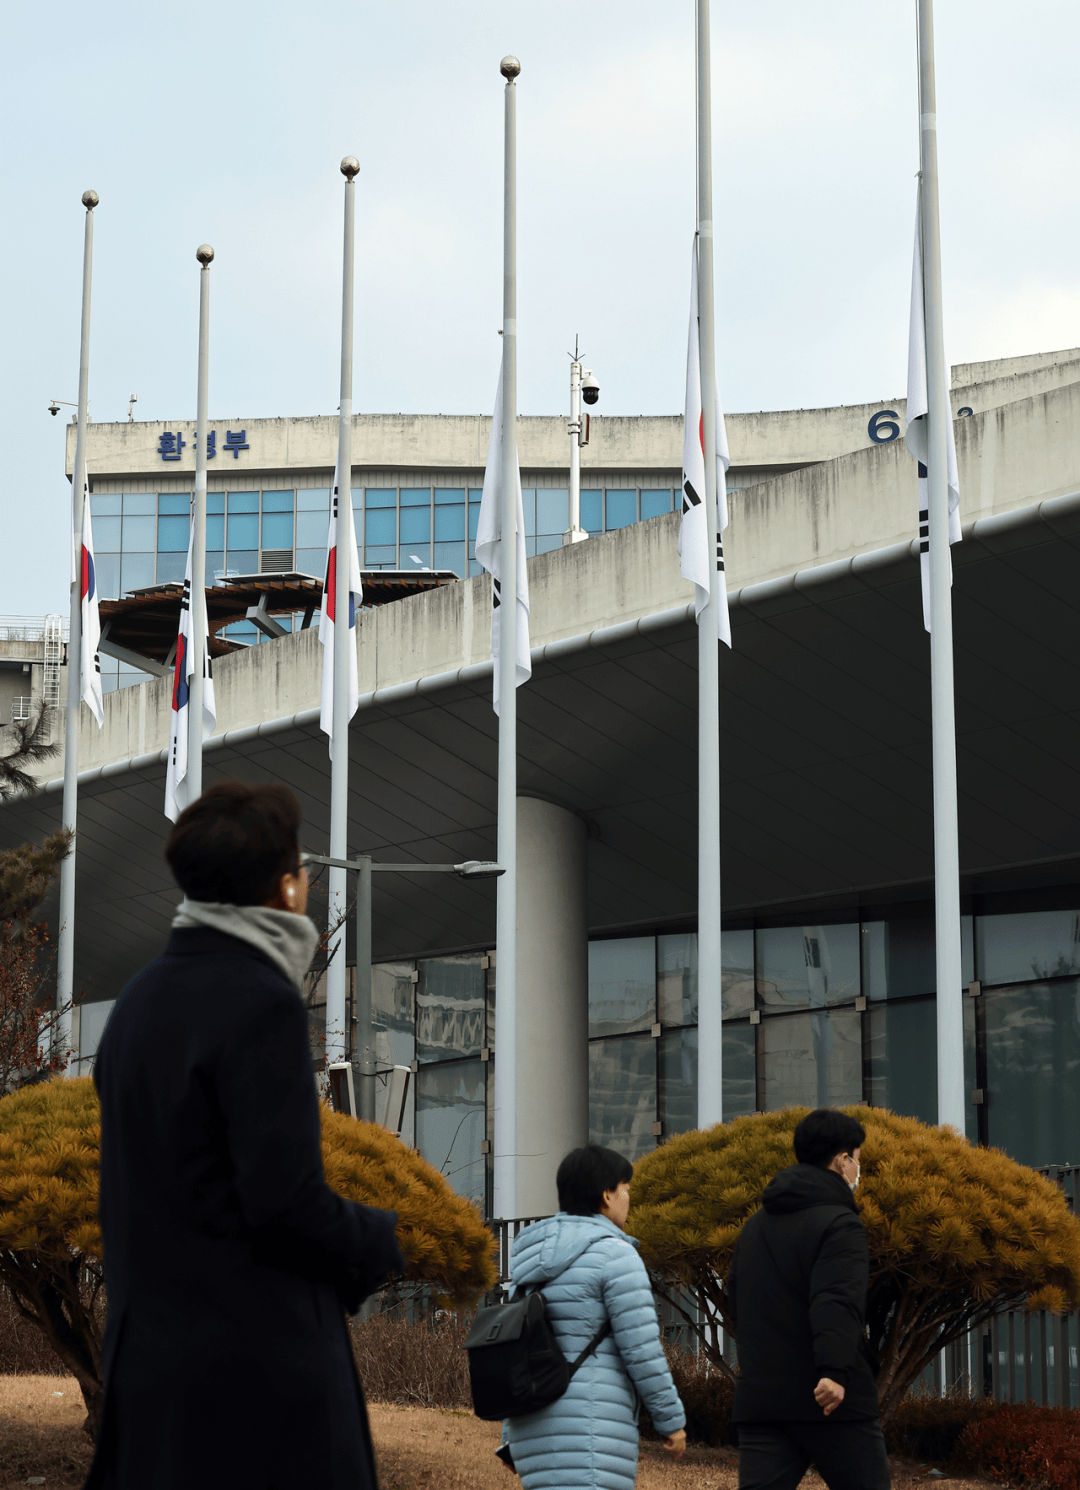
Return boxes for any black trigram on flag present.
[492,577,502,611]
[716,535,725,575]
[682,478,702,514]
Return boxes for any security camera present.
[48,400,60,417]
[581,372,600,406]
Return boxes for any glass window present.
[227,551,257,575]
[93,515,122,552]
[535,535,562,556]
[416,955,485,1063]
[401,549,431,570]
[370,961,417,1147]
[660,1027,697,1136]
[658,933,696,1026]
[605,490,637,530]
[351,489,363,512]
[366,488,397,508]
[525,536,537,559]
[435,487,466,505]
[122,493,156,515]
[365,509,396,548]
[400,507,430,545]
[589,937,656,1037]
[536,489,568,536]
[400,487,430,506]
[434,506,466,542]
[158,493,190,515]
[120,553,155,593]
[296,510,327,549]
[978,911,1080,986]
[757,924,860,1009]
[415,1059,486,1207]
[985,980,1080,1168]
[433,542,466,575]
[468,559,482,578]
[261,511,293,548]
[589,1035,656,1162]
[298,488,330,511]
[521,489,536,536]
[156,515,189,551]
[228,492,259,513]
[207,493,225,515]
[206,552,224,586]
[760,1007,863,1110]
[227,514,259,550]
[469,488,484,503]
[295,548,324,577]
[469,504,480,540]
[262,490,293,512]
[723,1024,758,1118]
[156,552,185,586]
[364,546,396,567]
[581,490,602,534]
[207,515,225,551]
[121,515,156,552]
[90,494,122,517]
[94,553,120,599]
[867,1000,937,1124]
[641,490,673,520]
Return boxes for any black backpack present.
[463,1281,613,1421]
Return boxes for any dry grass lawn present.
[1,1376,999,1490]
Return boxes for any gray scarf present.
[172,900,319,993]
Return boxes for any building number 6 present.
[867,410,900,443]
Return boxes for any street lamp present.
[303,852,505,1123]
[563,335,599,546]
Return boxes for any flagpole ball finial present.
[81,190,99,210]
[196,244,215,267]
[500,55,520,81]
[340,156,360,180]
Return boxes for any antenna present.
[127,394,137,422]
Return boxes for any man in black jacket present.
[85,781,404,1490]
[727,1108,890,1490]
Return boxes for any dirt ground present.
[0,1376,999,1490]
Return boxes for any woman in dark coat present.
[86,780,403,1490]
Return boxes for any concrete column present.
[513,796,589,1217]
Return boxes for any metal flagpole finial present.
[196,244,215,266]
[81,190,99,210]
[340,156,360,180]
[500,55,520,81]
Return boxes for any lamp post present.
[563,336,599,546]
[304,854,504,1122]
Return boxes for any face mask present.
[848,1163,860,1192]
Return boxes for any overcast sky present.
[2,0,1078,615]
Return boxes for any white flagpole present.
[493,55,520,1222]
[695,0,724,1128]
[917,0,965,1132]
[187,245,213,802]
[56,188,98,1064]
[327,156,359,1067]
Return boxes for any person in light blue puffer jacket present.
[503,1144,686,1490]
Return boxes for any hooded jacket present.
[504,1212,684,1490]
[728,1163,879,1424]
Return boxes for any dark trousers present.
[738,1420,891,1490]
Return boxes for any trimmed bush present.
[350,1313,473,1408]
[956,1401,1080,1488]
[883,1390,1000,1464]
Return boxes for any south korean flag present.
[72,458,103,727]
[164,528,216,822]
[476,365,531,713]
[318,458,363,742]
[906,183,961,633]
[679,240,731,648]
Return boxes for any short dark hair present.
[556,1143,633,1216]
[165,780,302,906]
[793,1108,866,1168]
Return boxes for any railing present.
[10,697,32,723]
[0,615,69,641]
[488,1216,549,1288]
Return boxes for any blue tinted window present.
[228,492,258,513]
[401,488,430,507]
[262,490,293,512]
[433,542,466,575]
[207,493,225,514]
[366,488,397,508]
[122,515,156,552]
[122,493,156,515]
[120,553,155,592]
[156,551,185,585]
[298,488,329,511]
[227,514,259,549]
[95,553,121,598]
[157,515,190,551]
[434,506,465,541]
[90,494,122,517]
[364,546,396,566]
[365,509,396,547]
[469,504,480,540]
[401,549,431,570]
[536,489,568,535]
[351,488,362,510]
[641,489,672,520]
[158,493,190,515]
[535,535,561,555]
[295,511,326,548]
[400,507,430,544]
[605,490,637,530]
[435,487,465,505]
[206,552,224,585]
[581,490,602,534]
[295,548,324,577]
[521,489,536,535]
[94,516,122,552]
[228,550,257,574]
[261,511,293,548]
[206,515,224,550]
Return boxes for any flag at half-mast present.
[164,527,216,822]
[906,182,961,633]
[318,458,363,740]
[476,365,531,713]
[71,457,103,726]
[679,240,731,648]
